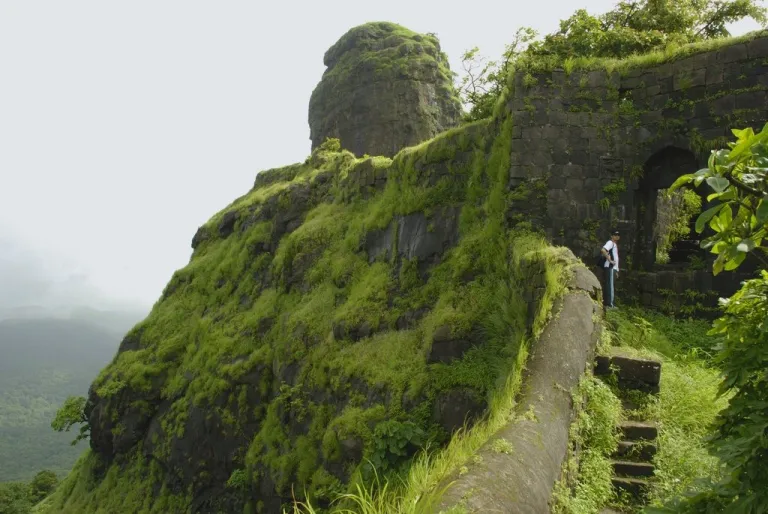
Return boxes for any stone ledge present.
[435,265,603,513]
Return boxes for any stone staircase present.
[595,354,662,510]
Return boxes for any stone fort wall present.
[506,33,768,315]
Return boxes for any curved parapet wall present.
[308,22,462,158]
[504,31,768,314]
[436,254,603,513]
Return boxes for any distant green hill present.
[0,318,126,482]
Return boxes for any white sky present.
[0,2,762,310]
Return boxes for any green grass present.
[603,308,729,509]
[552,375,623,514]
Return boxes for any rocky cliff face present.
[308,22,462,158]
[43,110,561,513]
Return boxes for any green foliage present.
[367,421,427,476]
[51,396,89,446]
[0,482,32,514]
[658,272,768,513]
[552,376,622,514]
[28,470,59,504]
[599,179,627,210]
[670,123,768,273]
[655,188,702,264]
[457,28,537,122]
[0,470,59,514]
[456,0,765,118]
[527,0,766,61]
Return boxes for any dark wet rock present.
[428,324,476,364]
[218,211,238,238]
[432,388,486,434]
[309,22,461,157]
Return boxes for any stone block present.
[673,55,698,73]
[685,85,707,102]
[711,94,736,116]
[591,138,611,153]
[674,68,706,90]
[563,164,583,178]
[747,36,768,59]
[613,478,650,501]
[620,421,658,441]
[612,461,655,478]
[588,70,608,88]
[719,43,749,63]
[534,109,550,125]
[690,117,717,131]
[650,93,670,110]
[736,90,767,109]
[509,165,526,179]
[549,175,567,189]
[657,76,674,94]
[610,355,662,386]
[548,110,568,125]
[585,178,601,190]
[616,440,657,461]
[705,65,724,85]
[645,84,661,97]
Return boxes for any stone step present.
[595,355,661,393]
[615,440,657,461]
[612,460,655,477]
[612,477,650,500]
[619,421,658,441]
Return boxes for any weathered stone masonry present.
[507,33,768,314]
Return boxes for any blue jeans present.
[603,267,615,307]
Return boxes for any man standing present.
[601,230,620,308]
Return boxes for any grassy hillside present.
[39,82,576,512]
[0,319,121,482]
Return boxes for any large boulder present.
[308,22,462,157]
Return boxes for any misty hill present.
[0,317,133,482]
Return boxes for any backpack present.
[596,243,614,268]
[595,251,606,267]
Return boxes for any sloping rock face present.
[308,22,462,157]
[46,109,566,513]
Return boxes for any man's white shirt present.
[603,240,619,271]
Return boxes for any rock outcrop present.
[308,22,462,157]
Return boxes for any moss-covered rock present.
[308,22,462,158]
[41,23,574,514]
[42,110,563,514]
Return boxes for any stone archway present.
[633,146,704,271]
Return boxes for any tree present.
[457,27,537,122]
[0,482,32,514]
[28,470,59,504]
[657,124,768,512]
[527,0,767,61]
[456,0,766,119]
[51,395,89,446]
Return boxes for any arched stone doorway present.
[633,146,706,271]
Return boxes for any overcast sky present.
[0,2,762,311]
